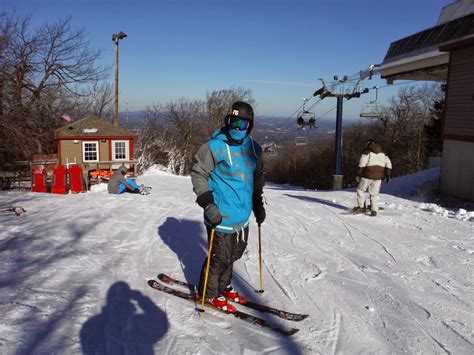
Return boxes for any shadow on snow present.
[157,217,303,354]
[284,193,348,210]
[80,281,168,355]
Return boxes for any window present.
[113,140,129,161]
[83,141,99,162]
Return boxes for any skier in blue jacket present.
[191,101,265,312]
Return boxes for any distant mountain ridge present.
[119,111,366,148]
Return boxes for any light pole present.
[112,31,127,127]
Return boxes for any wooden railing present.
[1,159,139,190]
[1,160,59,189]
[81,160,139,189]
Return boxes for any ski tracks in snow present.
[329,214,467,353]
[271,191,473,353]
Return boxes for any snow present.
[0,167,473,354]
[82,128,98,133]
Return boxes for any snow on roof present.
[82,128,98,133]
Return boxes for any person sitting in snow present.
[190,101,265,313]
[107,166,140,194]
[353,139,392,216]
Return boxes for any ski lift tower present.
[313,66,376,189]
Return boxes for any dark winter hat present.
[118,165,128,174]
[225,101,254,133]
[366,139,375,149]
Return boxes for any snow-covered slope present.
[0,168,473,354]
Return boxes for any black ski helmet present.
[225,101,254,134]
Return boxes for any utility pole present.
[112,31,127,127]
[313,74,370,190]
[125,101,129,124]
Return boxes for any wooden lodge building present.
[55,116,137,185]
[380,0,474,201]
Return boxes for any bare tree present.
[136,101,204,175]
[265,84,444,189]
[380,84,442,172]
[0,13,108,166]
[135,108,171,172]
[136,88,256,176]
[68,81,115,120]
[204,87,255,135]
[163,98,205,175]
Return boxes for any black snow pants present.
[198,227,249,298]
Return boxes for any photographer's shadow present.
[80,281,168,355]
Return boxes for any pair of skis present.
[2,206,26,216]
[148,273,308,336]
[139,184,152,195]
[343,206,384,215]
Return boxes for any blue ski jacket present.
[191,129,264,234]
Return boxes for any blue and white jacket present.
[191,129,264,234]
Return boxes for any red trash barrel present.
[52,164,67,194]
[31,165,47,193]
[69,164,84,193]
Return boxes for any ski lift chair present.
[262,136,278,156]
[360,86,383,118]
[296,110,316,128]
[360,102,383,118]
[263,142,278,156]
[295,112,314,145]
[295,136,308,146]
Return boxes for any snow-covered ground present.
[0,167,473,354]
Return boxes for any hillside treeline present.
[136,88,255,175]
[0,12,114,166]
[265,84,445,189]
[138,84,444,191]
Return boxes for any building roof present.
[383,13,474,65]
[380,2,474,83]
[439,33,474,51]
[437,0,474,25]
[55,116,136,138]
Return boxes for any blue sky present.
[2,0,452,118]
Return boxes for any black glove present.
[253,194,266,225]
[385,176,390,183]
[253,204,266,225]
[204,203,222,227]
[196,191,214,208]
[133,188,140,194]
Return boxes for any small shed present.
[55,116,138,185]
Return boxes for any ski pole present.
[200,228,215,315]
[258,224,264,294]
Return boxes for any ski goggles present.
[229,117,250,131]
